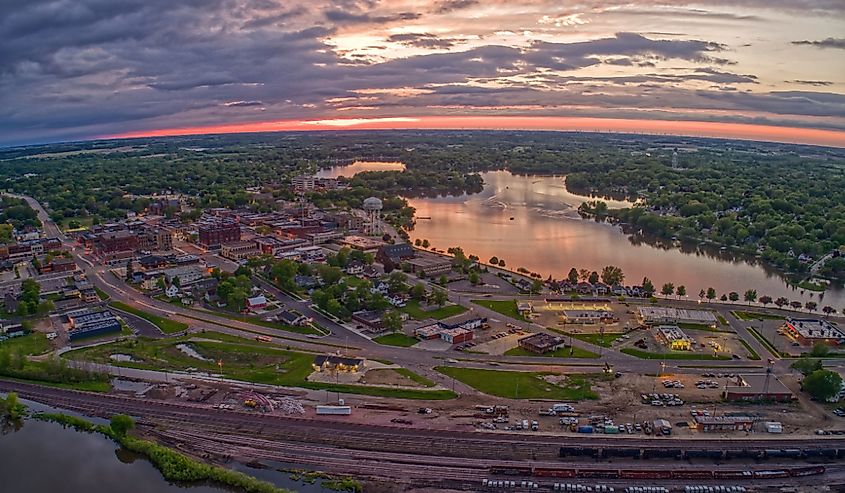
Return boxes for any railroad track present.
[5,379,845,488]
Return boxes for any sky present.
[2,0,845,147]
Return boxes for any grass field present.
[195,306,322,335]
[401,300,467,320]
[64,332,454,400]
[562,331,625,348]
[0,332,51,356]
[620,348,731,360]
[503,345,599,359]
[732,311,785,321]
[435,366,601,400]
[471,299,526,321]
[372,333,419,347]
[109,302,188,334]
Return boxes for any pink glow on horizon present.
[105,116,845,148]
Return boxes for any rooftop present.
[784,318,845,340]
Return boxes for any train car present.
[620,470,673,480]
[577,469,620,479]
[642,448,682,459]
[685,450,723,460]
[604,448,641,458]
[534,468,577,478]
[753,470,790,479]
[803,448,837,459]
[671,470,714,480]
[724,450,758,460]
[714,470,753,480]
[489,466,533,476]
[559,447,598,457]
[790,466,825,477]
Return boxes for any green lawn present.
[109,302,189,334]
[717,314,729,326]
[401,300,467,320]
[94,286,110,301]
[504,345,599,359]
[747,327,786,358]
[737,338,762,360]
[676,322,722,332]
[471,299,526,321]
[562,331,625,348]
[372,333,419,347]
[0,332,51,356]
[64,332,453,400]
[620,348,731,360]
[435,366,601,400]
[732,311,785,321]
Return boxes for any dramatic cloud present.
[0,0,843,145]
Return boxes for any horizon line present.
[102,116,845,149]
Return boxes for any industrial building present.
[781,318,845,346]
[693,415,754,432]
[405,252,453,276]
[198,219,241,249]
[638,307,717,326]
[66,309,122,341]
[723,374,795,402]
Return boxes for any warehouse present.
[638,307,717,326]
[723,374,795,402]
[693,415,754,432]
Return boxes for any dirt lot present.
[360,369,426,388]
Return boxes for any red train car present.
[672,470,715,480]
[620,470,673,480]
[534,468,576,478]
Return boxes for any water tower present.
[363,196,383,236]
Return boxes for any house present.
[312,355,364,373]
[345,260,364,275]
[611,284,626,296]
[294,275,318,289]
[576,282,593,294]
[376,243,415,265]
[352,310,385,332]
[246,295,267,311]
[4,293,18,314]
[370,281,389,295]
[278,310,310,326]
[387,294,407,307]
[518,333,564,354]
[165,284,179,298]
[81,288,99,303]
[593,282,610,295]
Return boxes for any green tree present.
[706,287,716,302]
[676,285,686,298]
[802,369,843,401]
[791,358,823,376]
[414,239,422,246]
[728,291,739,302]
[439,274,448,286]
[810,342,831,357]
[430,288,448,307]
[409,283,426,300]
[698,289,706,300]
[743,289,757,304]
[587,271,599,284]
[531,279,542,294]
[600,265,624,286]
[759,295,772,307]
[388,271,407,293]
[381,310,403,332]
[489,256,499,265]
[421,239,429,249]
[316,264,343,285]
[468,271,480,285]
[642,277,655,297]
[110,414,135,437]
[568,268,579,284]
[661,283,675,296]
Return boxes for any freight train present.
[488,465,825,480]
[559,446,845,461]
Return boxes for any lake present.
[405,170,844,307]
[0,402,339,493]
[316,161,405,178]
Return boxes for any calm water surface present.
[406,170,844,307]
[316,161,405,178]
[0,410,337,493]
